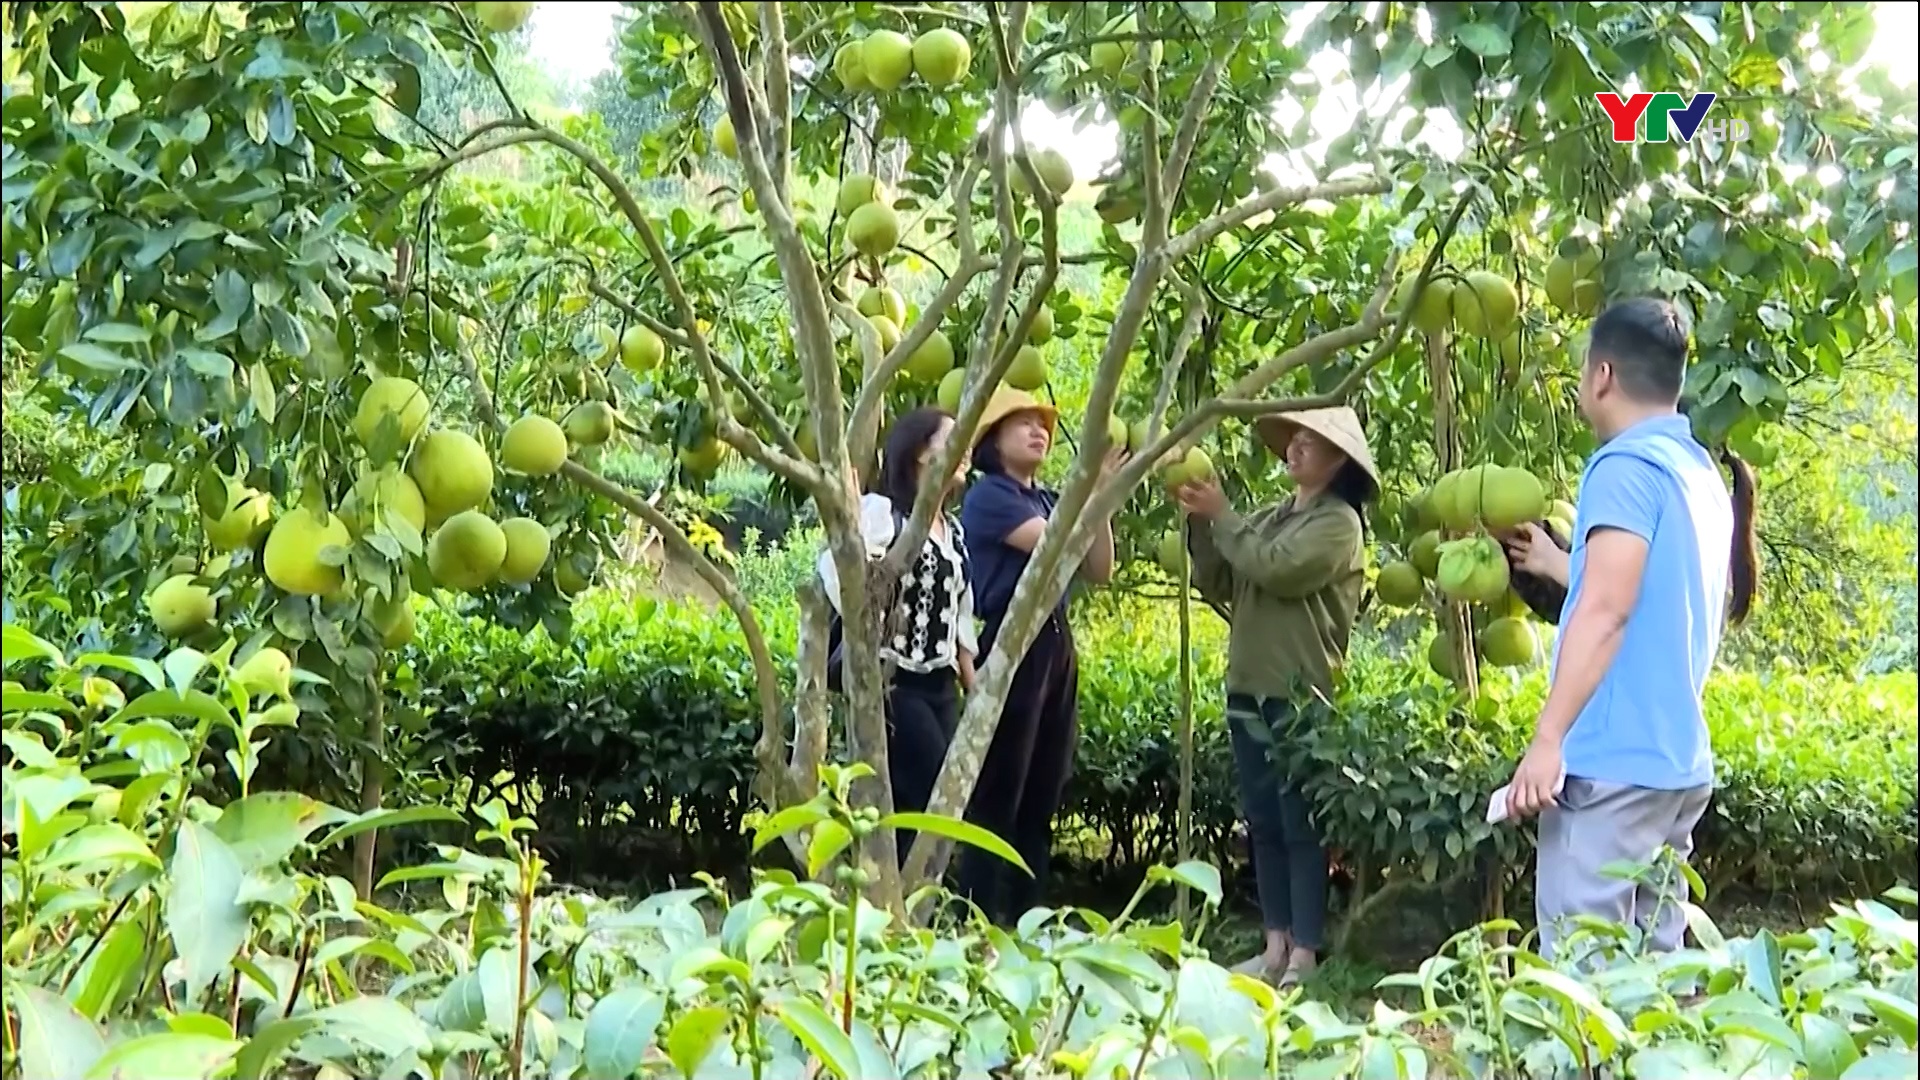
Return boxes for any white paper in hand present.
[1486,769,1567,825]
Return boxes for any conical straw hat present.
[1253,405,1379,486]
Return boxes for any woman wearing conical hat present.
[955,386,1127,927]
[1171,405,1380,987]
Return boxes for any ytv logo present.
[1593,92,1752,145]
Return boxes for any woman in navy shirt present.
[957,387,1125,925]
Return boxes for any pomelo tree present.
[3,0,1913,911]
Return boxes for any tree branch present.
[1166,173,1394,261]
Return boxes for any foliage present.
[402,595,1918,909]
[6,629,1916,1080]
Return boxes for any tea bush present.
[404,596,1919,910]
[6,630,1917,1080]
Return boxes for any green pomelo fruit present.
[837,173,886,216]
[1156,531,1187,577]
[235,646,293,700]
[341,466,427,538]
[205,479,272,551]
[1375,562,1424,607]
[1027,305,1055,344]
[502,415,568,476]
[1396,277,1455,336]
[1478,466,1548,531]
[372,596,415,649]
[428,511,507,591]
[562,401,616,448]
[499,517,553,584]
[866,315,902,352]
[1409,530,1444,578]
[1434,536,1511,605]
[147,574,215,636]
[264,508,352,597]
[906,331,955,382]
[862,30,914,91]
[679,437,730,478]
[353,377,430,455]
[1006,345,1048,390]
[714,114,737,159]
[1451,270,1520,339]
[1480,616,1538,668]
[846,202,900,258]
[620,324,664,372]
[936,369,966,413]
[833,42,868,91]
[476,1,534,33]
[912,27,972,86]
[1106,414,1127,449]
[1162,447,1215,493]
[409,429,495,518]
[858,285,907,325]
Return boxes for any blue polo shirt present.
[1555,414,1734,791]
[960,472,1067,626]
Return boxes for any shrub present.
[405,596,1919,911]
[5,631,1917,1080]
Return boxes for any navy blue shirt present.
[960,472,1066,624]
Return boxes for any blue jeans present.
[1226,694,1327,951]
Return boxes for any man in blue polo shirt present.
[1501,296,1745,961]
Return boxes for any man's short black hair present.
[1587,296,1692,404]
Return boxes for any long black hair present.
[874,406,954,510]
[1508,394,1759,628]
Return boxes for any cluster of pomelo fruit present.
[146,369,607,651]
[1373,463,1575,676]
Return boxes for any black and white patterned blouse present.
[817,493,979,674]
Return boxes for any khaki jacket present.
[1189,493,1364,700]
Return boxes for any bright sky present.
[529,2,1917,187]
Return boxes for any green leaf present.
[166,821,249,1001]
[807,819,853,878]
[305,996,433,1059]
[59,342,139,374]
[1799,1013,1862,1078]
[230,1017,319,1080]
[83,322,151,344]
[668,945,752,986]
[3,626,67,670]
[753,800,828,853]
[313,804,463,850]
[248,360,277,423]
[1149,860,1223,907]
[44,824,162,870]
[1454,23,1511,58]
[775,996,861,1080]
[110,689,236,737]
[72,914,145,1020]
[82,1032,240,1080]
[665,1005,731,1078]
[582,987,666,1080]
[879,812,1030,875]
[211,792,343,870]
[12,984,106,1080]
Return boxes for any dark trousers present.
[1226,694,1327,951]
[955,614,1079,926]
[886,667,959,866]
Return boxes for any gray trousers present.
[1535,777,1713,961]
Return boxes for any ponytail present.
[1677,397,1760,627]
[1721,446,1759,626]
